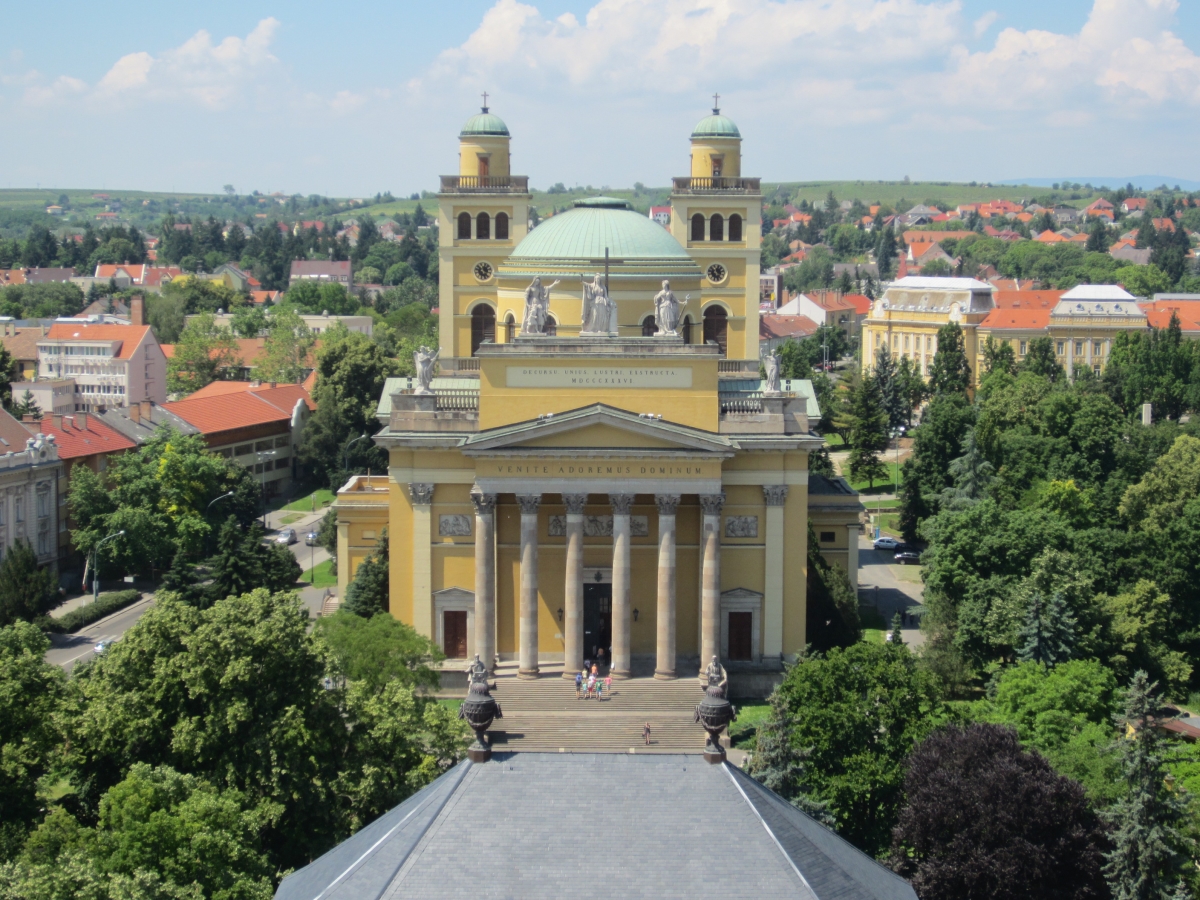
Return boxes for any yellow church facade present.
[336,105,855,680]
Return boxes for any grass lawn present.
[278,513,302,525]
[822,433,845,447]
[437,698,463,712]
[303,559,337,588]
[848,462,902,494]
[283,489,336,513]
[729,703,771,750]
[863,499,900,510]
[878,513,902,535]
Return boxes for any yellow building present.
[336,105,861,681]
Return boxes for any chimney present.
[129,403,140,423]
[140,400,152,421]
[131,293,144,327]
[77,412,87,430]
[51,414,64,431]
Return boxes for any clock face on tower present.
[473,261,494,282]
[706,263,728,285]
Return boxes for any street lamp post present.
[93,530,125,602]
[207,490,235,514]
[889,427,905,491]
[343,433,369,481]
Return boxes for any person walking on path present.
[596,678,604,701]
[587,672,595,699]
[643,722,651,746]
[604,675,612,698]
[575,670,583,699]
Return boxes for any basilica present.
[333,104,862,681]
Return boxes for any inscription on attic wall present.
[506,366,693,389]
[547,515,649,538]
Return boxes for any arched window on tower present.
[728,214,742,242]
[495,212,509,240]
[710,214,724,242]
[504,313,516,343]
[682,315,693,345]
[471,305,495,356]
[458,212,471,240]
[642,315,657,337]
[703,306,728,357]
[691,213,705,242]
[476,212,490,240]
[543,315,558,337]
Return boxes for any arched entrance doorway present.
[703,306,728,356]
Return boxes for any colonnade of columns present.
[466,488,727,679]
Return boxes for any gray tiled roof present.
[276,753,916,900]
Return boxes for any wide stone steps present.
[483,669,714,753]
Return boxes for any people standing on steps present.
[643,722,651,745]
[575,670,583,699]
[587,671,595,698]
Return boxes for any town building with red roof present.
[777,290,867,342]
[0,410,63,567]
[759,314,819,354]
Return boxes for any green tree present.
[1120,435,1200,533]
[1103,580,1193,700]
[748,692,832,824]
[255,306,315,383]
[0,540,55,627]
[166,312,242,395]
[805,522,860,651]
[928,322,972,396]
[1020,335,1066,382]
[11,390,41,419]
[144,291,187,344]
[230,305,268,338]
[873,345,906,430]
[1117,264,1173,298]
[981,335,1017,379]
[314,611,441,693]
[752,641,942,856]
[1104,671,1192,900]
[0,622,64,859]
[343,531,389,618]
[159,275,239,315]
[207,517,301,603]
[848,374,889,487]
[283,281,359,316]
[299,327,399,489]
[1017,591,1077,666]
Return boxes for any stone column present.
[561,493,588,679]
[846,524,860,592]
[609,493,635,679]
[516,493,542,679]
[408,483,434,638]
[654,493,681,680]
[762,485,788,661]
[699,492,725,665]
[470,486,497,671]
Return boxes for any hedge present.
[40,590,144,634]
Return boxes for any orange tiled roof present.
[759,314,819,341]
[903,230,973,245]
[44,324,152,359]
[1143,309,1200,331]
[1035,230,1068,243]
[994,290,1065,309]
[31,413,137,460]
[163,391,300,436]
[980,308,1053,330]
[183,380,316,412]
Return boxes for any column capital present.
[654,493,681,516]
[469,485,497,515]
[516,493,542,515]
[762,484,789,506]
[608,493,635,516]
[408,482,435,506]
[699,492,725,516]
[561,493,589,515]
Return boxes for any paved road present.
[856,532,926,647]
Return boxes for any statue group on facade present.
[580,274,618,335]
[517,275,696,339]
[653,280,689,337]
[413,345,440,394]
[521,276,560,335]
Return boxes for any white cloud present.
[973,10,998,37]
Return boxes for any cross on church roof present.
[481,91,489,112]
[712,92,720,114]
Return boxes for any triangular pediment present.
[462,404,734,455]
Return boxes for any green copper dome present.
[510,202,690,261]
[691,112,741,139]
[460,110,510,137]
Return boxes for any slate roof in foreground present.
[276,753,916,900]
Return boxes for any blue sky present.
[3,1,1199,196]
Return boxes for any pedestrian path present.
[486,662,713,754]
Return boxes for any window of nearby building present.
[691,213,705,242]
[1019,341,1027,355]
[504,313,515,343]
[37,521,48,556]
[710,214,724,241]
[235,444,252,456]
[275,457,290,470]
[1094,341,1103,355]
[457,212,471,240]
[495,212,509,240]
[36,487,49,518]
[1075,341,1083,355]
[274,436,290,448]
[1056,341,1065,355]
[729,214,742,242]
[903,334,910,350]
[819,531,836,543]
[15,496,23,523]
[476,212,490,240]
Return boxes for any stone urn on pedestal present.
[458,655,502,763]
[695,655,736,763]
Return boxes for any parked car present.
[894,549,921,565]
[274,528,297,546]
[305,531,320,547]
[873,536,901,551]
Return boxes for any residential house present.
[204,263,261,293]
[9,380,75,415]
[903,230,974,246]
[907,241,954,271]
[807,474,864,590]
[778,290,868,342]
[1152,217,1176,233]
[289,260,352,285]
[0,322,45,380]
[1035,229,1069,243]
[91,265,183,291]
[759,313,818,355]
[0,268,75,285]
[0,409,62,569]
[95,399,200,446]
[1111,244,1152,266]
[648,206,671,227]
[1052,205,1081,224]
[759,268,783,307]
[163,382,315,500]
[1122,198,1148,213]
[37,300,167,410]
[191,310,372,337]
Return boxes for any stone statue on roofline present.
[521,276,560,335]
[700,655,728,697]
[653,280,689,336]
[413,345,440,394]
[580,273,617,335]
[764,351,781,394]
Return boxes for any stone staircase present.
[485,663,712,754]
